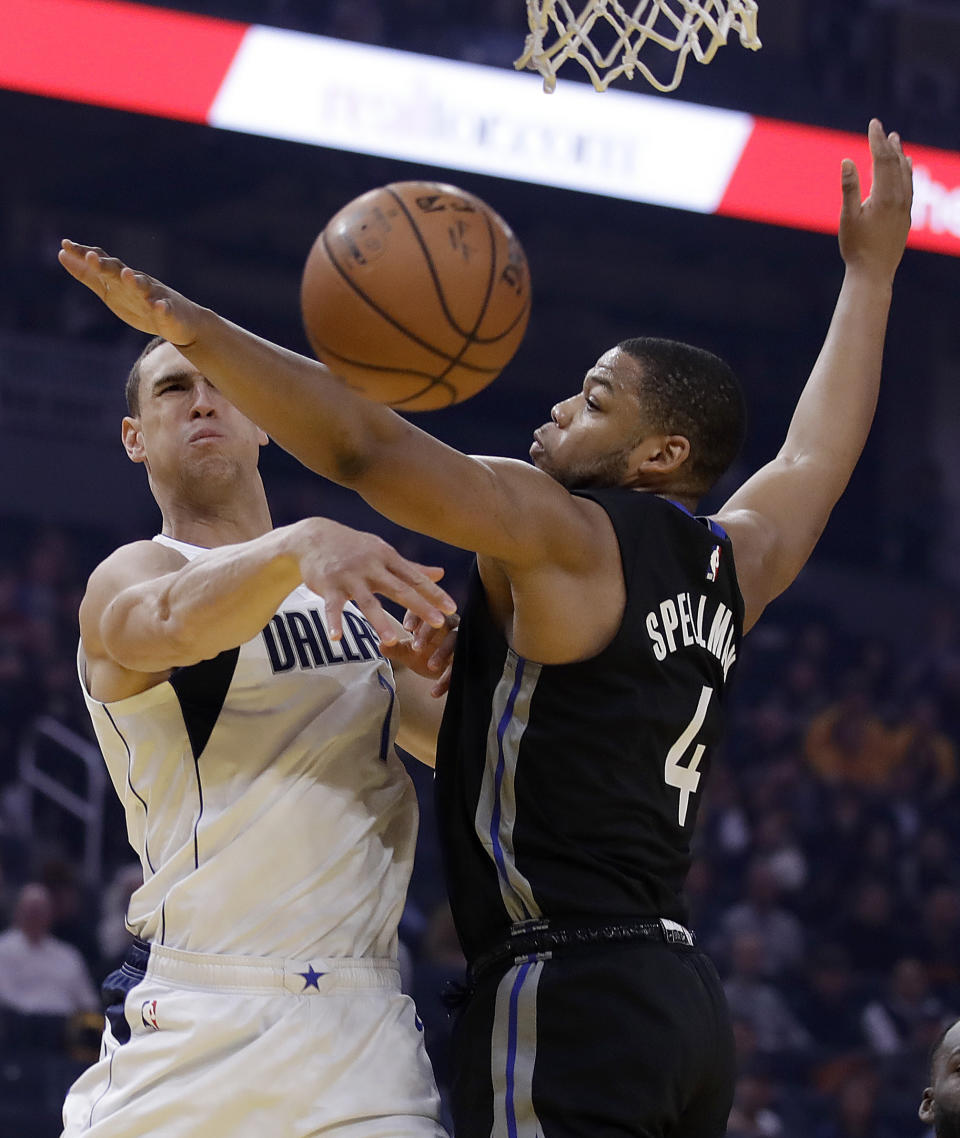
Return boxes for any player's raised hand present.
[384,611,459,696]
[58,240,203,346]
[292,518,457,647]
[838,119,913,281]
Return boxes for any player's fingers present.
[322,589,348,641]
[902,153,914,205]
[378,576,448,629]
[391,560,456,619]
[869,124,905,204]
[431,664,453,698]
[122,267,155,293]
[349,590,397,644]
[84,246,125,271]
[59,241,111,279]
[428,629,458,673]
[840,158,861,216]
[867,117,886,156]
[416,613,459,654]
[57,245,92,284]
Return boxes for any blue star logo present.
[297,964,325,990]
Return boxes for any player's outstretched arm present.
[714,119,913,632]
[81,519,455,702]
[58,241,596,572]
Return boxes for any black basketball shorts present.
[450,939,735,1138]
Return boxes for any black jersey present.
[435,488,744,963]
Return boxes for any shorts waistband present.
[123,938,401,995]
[468,917,695,982]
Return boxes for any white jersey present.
[79,534,419,962]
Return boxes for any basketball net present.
[515,0,761,93]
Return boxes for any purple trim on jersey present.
[505,959,533,1138]
[667,497,730,541]
[491,658,530,919]
[666,498,695,518]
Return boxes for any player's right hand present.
[395,611,459,697]
[291,518,457,647]
[58,240,203,347]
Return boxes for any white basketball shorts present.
[61,939,447,1138]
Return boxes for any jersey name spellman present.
[645,592,738,680]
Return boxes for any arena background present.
[1,2,960,1134]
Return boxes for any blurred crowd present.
[2,512,960,1135]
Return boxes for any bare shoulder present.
[80,540,187,655]
[474,454,612,570]
[710,507,777,632]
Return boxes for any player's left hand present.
[381,613,459,697]
[58,240,205,347]
[838,119,913,282]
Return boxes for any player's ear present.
[635,434,690,475]
[122,416,146,464]
[257,428,270,448]
[919,1088,935,1124]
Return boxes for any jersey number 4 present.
[664,685,713,827]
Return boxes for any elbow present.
[102,599,197,673]
[330,446,374,487]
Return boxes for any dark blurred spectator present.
[793,944,868,1067]
[0,562,38,777]
[890,695,958,801]
[96,862,142,977]
[807,789,871,889]
[862,958,946,1057]
[727,1062,786,1138]
[0,883,98,1016]
[752,809,808,897]
[854,635,898,705]
[697,762,751,881]
[852,813,907,895]
[901,602,960,742]
[722,932,811,1057]
[913,887,960,997]
[715,860,805,978]
[40,857,101,977]
[829,877,916,980]
[814,1071,899,1138]
[902,824,960,894]
[683,856,726,942]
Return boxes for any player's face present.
[921,1022,960,1137]
[529,347,657,490]
[124,343,267,490]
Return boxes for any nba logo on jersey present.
[706,544,722,583]
[141,1000,160,1030]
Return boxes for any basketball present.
[300,181,531,411]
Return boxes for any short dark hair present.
[618,337,746,497]
[125,336,167,415]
